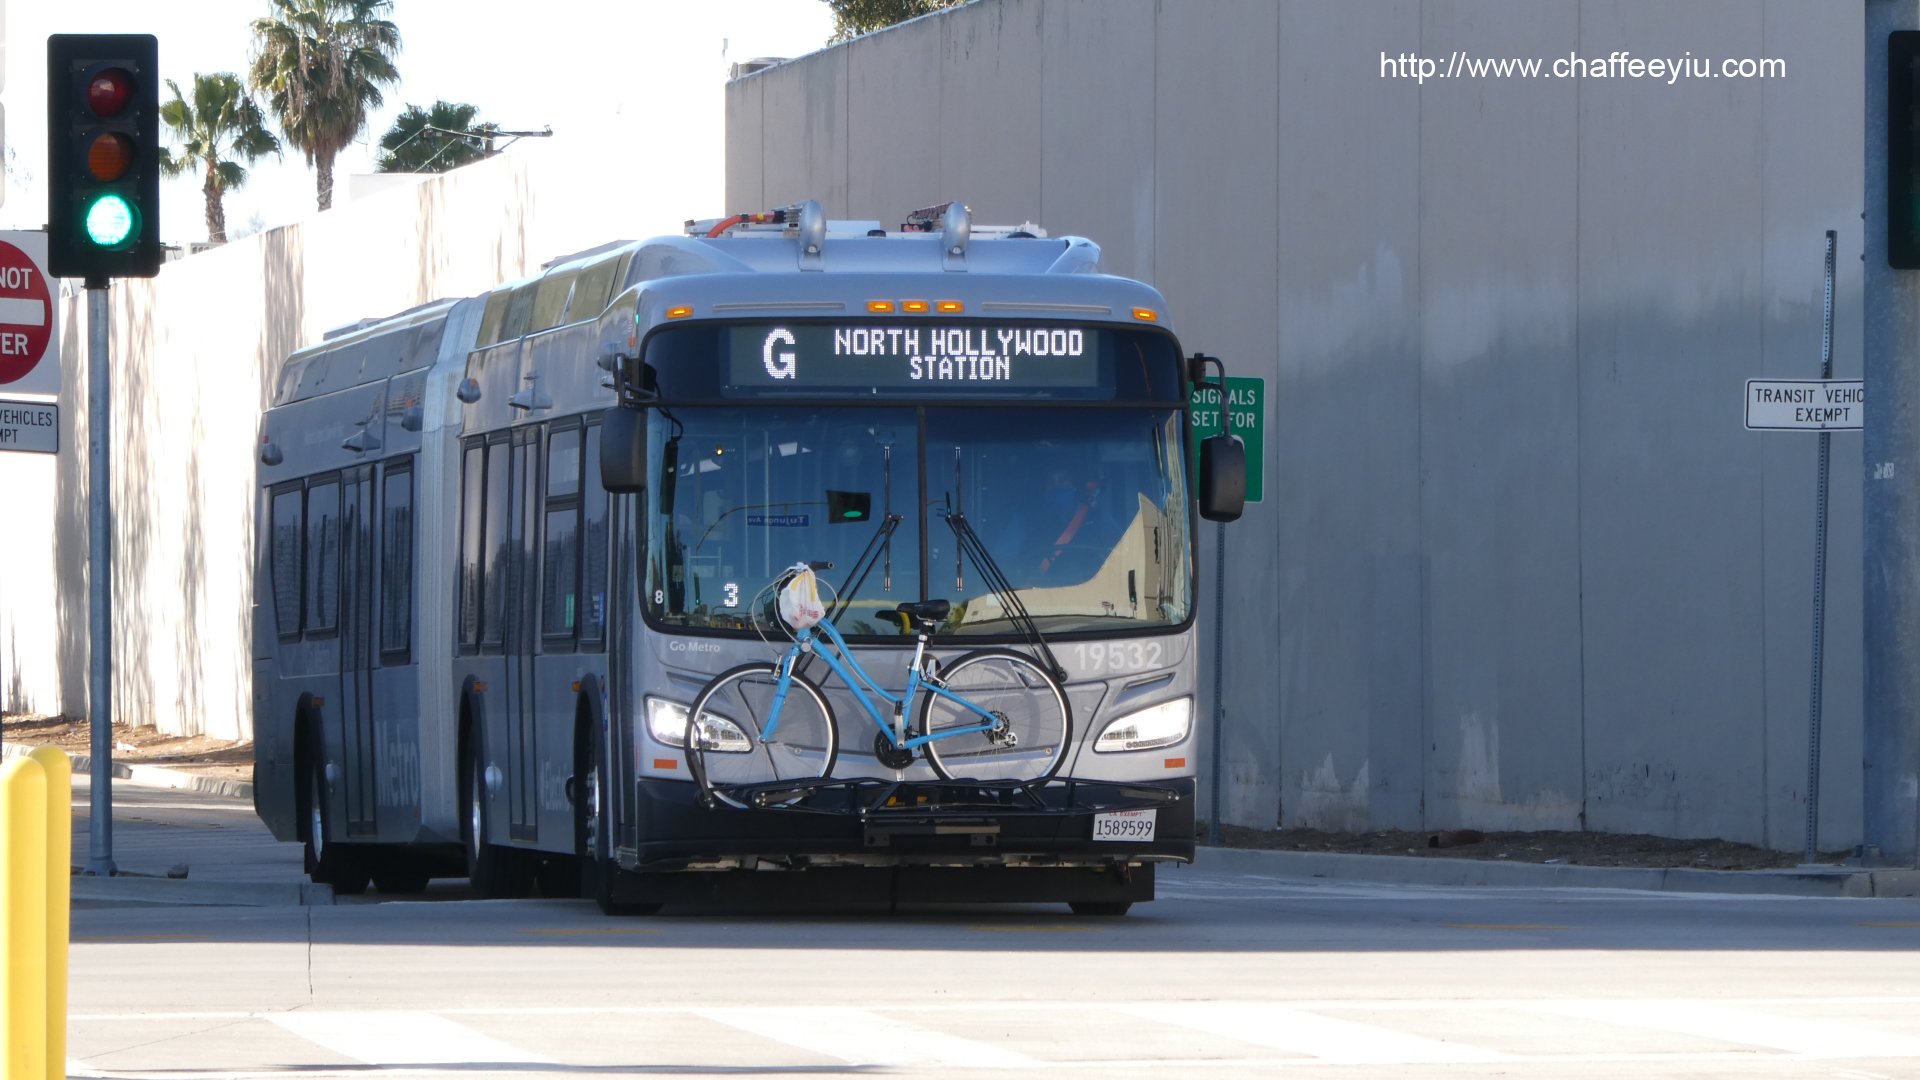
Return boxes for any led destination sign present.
[727,323,1102,391]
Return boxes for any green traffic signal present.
[84,194,136,247]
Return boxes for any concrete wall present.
[728,0,1867,849]
[0,137,714,740]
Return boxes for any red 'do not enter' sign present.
[0,240,54,387]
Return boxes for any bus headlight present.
[1093,698,1192,753]
[646,698,691,747]
[646,697,752,752]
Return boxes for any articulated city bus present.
[252,201,1244,914]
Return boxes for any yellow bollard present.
[0,754,49,1080]
[30,746,71,1080]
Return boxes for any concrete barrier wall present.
[728,0,1866,849]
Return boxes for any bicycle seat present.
[894,599,951,625]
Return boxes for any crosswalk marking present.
[1125,1001,1509,1064]
[695,1005,1044,1068]
[266,1011,555,1066]
[1527,1000,1920,1059]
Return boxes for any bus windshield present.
[639,323,1192,640]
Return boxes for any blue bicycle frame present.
[760,615,1003,750]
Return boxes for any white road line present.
[1129,1001,1508,1064]
[265,1010,555,1066]
[696,1004,1043,1068]
[69,995,1920,1022]
[1527,1000,1920,1058]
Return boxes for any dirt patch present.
[1211,824,1844,871]
[2,713,252,785]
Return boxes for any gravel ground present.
[1,713,252,783]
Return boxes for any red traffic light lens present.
[87,68,134,117]
[86,132,134,181]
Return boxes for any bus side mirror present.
[1198,434,1246,522]
[600,406,646,493]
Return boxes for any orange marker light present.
[1132,308,1159,322]
[666,305,693,319]
[901,300,930,313]
[1164,757,1187,769]
[652,758,679,771]
[936,300,964,313]
[867,300,896,313]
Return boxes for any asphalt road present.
[55,777,1920,1079]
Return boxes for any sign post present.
[1190,375,1263,843]
[1747,232,1853,865]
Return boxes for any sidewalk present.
[12,741,1919,903]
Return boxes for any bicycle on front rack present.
[684,562,1072,807]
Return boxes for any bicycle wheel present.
[685,662,838,801]
[918,649,1071,783]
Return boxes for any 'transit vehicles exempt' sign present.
[1745,378,1863,431]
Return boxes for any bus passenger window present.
[481,442,510,648]
[270,487,303,639]
[305,480,340,634]
[380,465,413,657]
[581,425,608,646]
[459,444,484,650]
[542,426,582,642]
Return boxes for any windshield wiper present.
[941,508,1066,682]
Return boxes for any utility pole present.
[1864,1,1920,866]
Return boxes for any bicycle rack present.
[705,775,1183,842]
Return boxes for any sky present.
[3,0,837,245]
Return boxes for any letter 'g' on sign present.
[763,328,797,379]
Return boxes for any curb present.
[70,874,333,908]
[1196,845,1920,899]
[2,740,252,801]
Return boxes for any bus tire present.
[1068,900,1132,917]
[579,720,659,916]
[305,752,370,896]
[463,735,532,898]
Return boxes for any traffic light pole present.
[84,281,115,877]
[1864,0,1920,867]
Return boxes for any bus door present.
[505,425,542,841]
[337,464,378,837]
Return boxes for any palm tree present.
[376,101,499,173]
[158,73,281,244]
[248,0,401,211]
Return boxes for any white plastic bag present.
[778,566,826,630]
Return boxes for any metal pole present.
[1865,0,1920,867]
[1805,231,1838,865]
[1208,523,1224,846]
[84,284,115,877]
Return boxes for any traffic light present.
[46,34,162,281]
[1890,32,1920,269]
